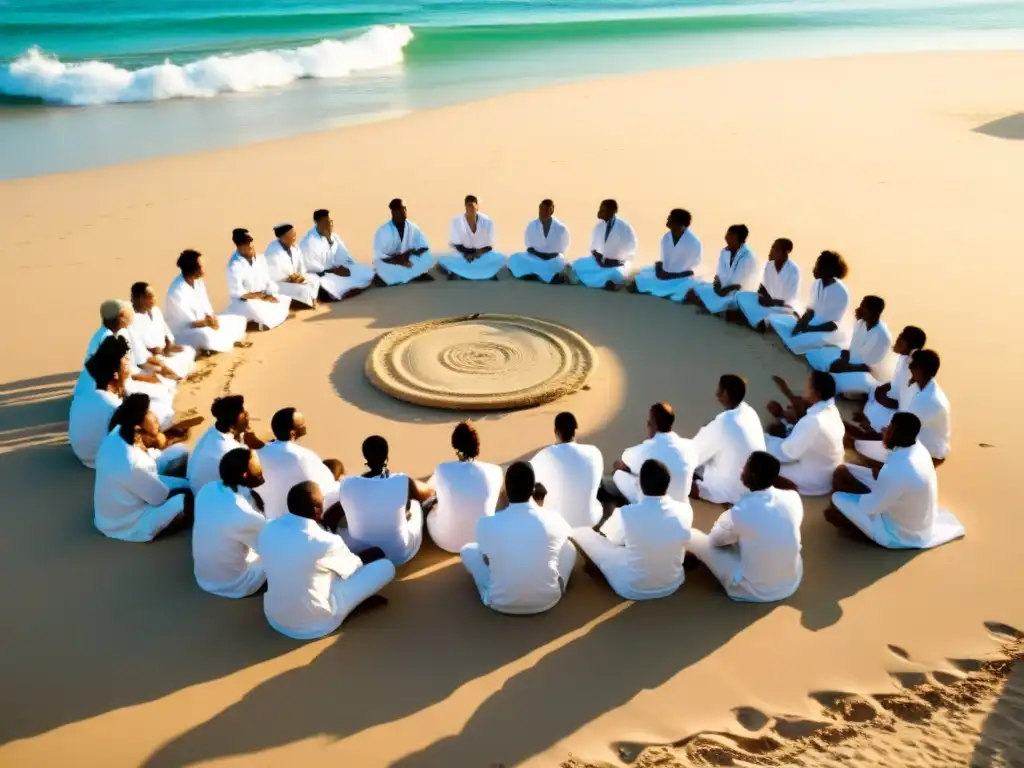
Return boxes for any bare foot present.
[234,340,253,349]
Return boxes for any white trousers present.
[276,275,320,307]
[157,345,197,379]
[633,267,698,300]
[572,527,684,600]
[319,262,376,299]
[225,296,290,330]
[438,251,508,280]
[805,347,880,397]
[571,256,630,288]
[154,443,190,475]
[373,252,436,285]
[692,282,741,314]
[460,541,576,614]
[507,252,565,283]
[329,560,396,627]
[340,502,424,566]
[735,291,797,329]
[612,469,641,505]
[768,314,846,356]
[173,314,248,353]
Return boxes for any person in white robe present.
[573,459,692,601]
[438,195,508,281]
[850,349,950,464]
[688,451,804,603]
[507,199,572,283]
[258,481,396,640]
[633,208,702,299]
[426,422,504,553]
[460,461,576,615]
[829,413,964,549]
[611,402,697,505]
[769,250,851,355]
[109,393,196,477]
[691,374,767,505]
[529,411,604,528]
[857,325,927,433]
[256,407,341,520]
[299,208,375,300]
[128,281,196,379]
[69,336,129,468]
[688,224,760,313]
[93,395,194,542]
[225,229,291,330]
[188,395,264,492]
[736,238,802,329]
[165,249,248,353]
[806,295,892,397]
[764,371,845,495]
[571,199,637,290]
[264,223,321,307]
[192,447,268,598]
[372,198,436,286]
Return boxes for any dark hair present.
[313,209,330,221]
[464,194,478,205]
[211,395,245,427]
[219,447,253,486]
[451,422,480,460]
[727,224,750,242]
[232,228,253,246]
[668,208,692,228]
[639,459,671,497]
[718,374,747,406]
[815,250,849,280]
[388,198,404,211]
[650,402,675,432]
[130,281,150,300]
[177,249,202,276]
[86,336,128,389]
[287,480,321,519]
[362,435,389,470]
[532,482,548,502]
[110,392,150,442]
[554,411,578,441]
[775,238,794,254]
[601,198,618,214]
[888,412,922,449]
[810,370,837,401]
[274,223,294,238]
[745,451,781,491]
[540,198,554,207]
[271,407,298,441]
[901,325,927,351]
[505,461,536,504]
[912,349,941,378]
[862,295,885,316]
[323,458,345,480]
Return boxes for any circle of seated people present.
[67,196,962,642]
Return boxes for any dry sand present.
[1,50,1023,767]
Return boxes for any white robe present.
[372,220,435,285]
[692,402,767,505]
[258,514,396,640]
[338,474,423,566]
[187,426,241,493]
[438,213,507,280]
[769,278,851,355]
[765,399,845,496]
[863,352,914,432]
[127,306,196,380]
[426,460,503,553]
[856,378,951,462]
[264,238,321,307]
[832,445,964,549]
[192,481,267,598]
[806,319,893,396]
[508,217,571,283]
[529,441,604,528]
[614,431,698,505]
[691,245,760,313]
[225,251,290,330]
[634,228,703,299]
[571,217,637,288]
[257,440,340,521]
[736,259,802,328]
[299,227,375,299]
[165,275,248,353]
[69,386,122,468]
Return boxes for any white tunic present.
[765,399,845,495]
[508,217,571,283]
[438,212,507,280]
[337,474,423,565]
[264,237,321,306]
[427,460,503,553]
[688,487,803,602]
[187,426,240,493]
[299,227,375,299]
[614,431,698,505]
[769,278,851,355]
[634,228,703,299]
[572,217,637,288]
[192,481,267,598]
[736,259,802,328]
[372,220,435,285]
[572,495,692,601]
[258,514,396,640]
[692,402,767,504]
[691,244,760,313]
[833,444,964,549]
[529,441,604,528]
[806,319,893,396]
[127,306,196,380]
[856,378,951,462]
[68,386,122,468]
[165,275,248,353]
[256,440,339,520]
[225,251,290,330]
[863,353,914,431]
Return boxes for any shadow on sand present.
[973,113,1024,141]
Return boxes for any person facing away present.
[371,198,436,286]
[192,447,269,599]
[337,435,432,566]
[691,374,767,505]
[529,411,604,528]
[633,208,702,300]
[438,194,508,281]
[570,198,638,291]
[735,237,802,329]
[460,461,576,615]
[612,401,697,505]
[572,459,693,601]
[805,294,892,397]
[688,451,804,603]
[188,394,264,492]
[507,198,572,284]
[258,480,396,641]
[426,421,504,553]
[128,281,197,380]
[165,248,249,353]
[69,336,130,468]
[769,249,851,355]
[857,324,927,433]
[686,224,759,313]
[264,223,321,308]
[225,228,290,331]
[299,208,375,300]
[257,407,341,520]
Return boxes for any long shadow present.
[969,638,1024,767]
[974,113,1024,141]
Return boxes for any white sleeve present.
[692,417,721,466]
[523,221,536,250]
[129,457,171,507]
[555,223,571,255]
[484,216,496,248]
[589,223,602,252]
[164,284,194,326]
[156,308,175,344]
[707,508,740,547]
[411,222,429,251]
[330,237,354,267]
[850,325,891,366]
[226,258,248,300]
[322,537,360,579]
[125,327,150,366]
[779,263,801,304]
[621,441,646,472]
[779,416,817,462]
[737,253,759,290]
[816,281,850,324]
[234,506,267,550]
[855,463,903,518]
[448,216,462,248]
[621,222,637,259]
[372,226,391,261]
[602,509,627,546]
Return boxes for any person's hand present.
[771,375,787,391]
[135,373,161,384]
[206,315,220,330]
[160,364,181,381]
[331,265,351,277]
[166,343,183,354]
[612,459,630,473]
[242,430,262,449]
[264,293,279,303]
[767,400,784,419]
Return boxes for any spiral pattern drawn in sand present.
[365,313,597,410]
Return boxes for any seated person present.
[769,250,851,355]
[188,395,264,492]
[507,199,571,284]
[611,402,696,505]
[299,209,375,300]
[633,208,702,299]
[128,281,197,379]
[165,249,249,353]
[264,223,321,307]
[858,325,926,433]
[687,224,759,313]
[688,451,804,603]
[438,195,507,280]
[571,199,637,291]
[572,459,692,601]
[69,336,129,468]
[827,413,964,549]
[805,295,892,397]
[372,198,436,285]
[225,228,290,330]
[258,481,395,640]
[257,407,341,520]
[530,411,604,528]
[460,462,576,615]
[736,238,802,329]
[109,393,196,477]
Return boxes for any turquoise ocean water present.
[1,0,1023,177]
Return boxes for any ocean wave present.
[0,24,413,106]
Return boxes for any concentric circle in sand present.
[365,313,597,410]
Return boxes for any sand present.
[1,49,1023,767]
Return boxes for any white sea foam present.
[0,24,414,106]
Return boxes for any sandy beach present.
[1,49,1023,767]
